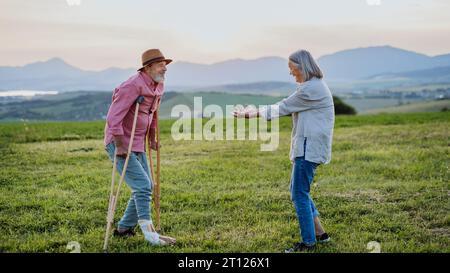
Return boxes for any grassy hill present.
[0,90,357,121]
[365,99,450,114]
[0,112,449,252]
[157,91,287,118]
[184,81,297,96]
[0,91,286,121]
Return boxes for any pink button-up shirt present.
[104,71,164,152]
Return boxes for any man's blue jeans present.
[290,141,320,245]
[105,142,153,229]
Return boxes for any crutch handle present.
[135,95,145,104]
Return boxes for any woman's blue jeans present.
[290,140,320,245]
[105,142,153,229]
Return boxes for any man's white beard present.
[151,73,165,83]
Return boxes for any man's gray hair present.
[289,50,323,81]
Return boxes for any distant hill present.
[179,81,298,96]
[0,58,136,91]
[433,53,450,67]
[365,99,450,114]
[0,91,286,121]
[1,46,449,91]
[367,66,450,83]
[0,91,356,121]
[167,57,291,86]
[317,46,450,80]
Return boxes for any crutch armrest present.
[135,95,145,104]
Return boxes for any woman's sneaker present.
[316,233,331,243]
[284,242,315,253]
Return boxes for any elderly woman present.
[234,50,335,252]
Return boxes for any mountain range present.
[0,46,449,92]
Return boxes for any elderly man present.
[104,49,175,246]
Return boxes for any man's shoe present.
[113,227,136,237]
[284,242,315,253]
[316,233,331,243]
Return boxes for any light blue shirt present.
[259,77,335,164]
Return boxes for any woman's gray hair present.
[289,50,323,81]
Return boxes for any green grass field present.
[0,112,449,253]
[365,99,450,114]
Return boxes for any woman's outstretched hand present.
[232,105,260,119]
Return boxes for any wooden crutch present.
[103,95,144,252]
[155,106,161,231]
[148,103,161,231]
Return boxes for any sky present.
[1,0,449,70]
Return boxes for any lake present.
[0,90,59,97]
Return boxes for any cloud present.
[232,24,450,60]
[1,0,449,69]
[0,17,197,70]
